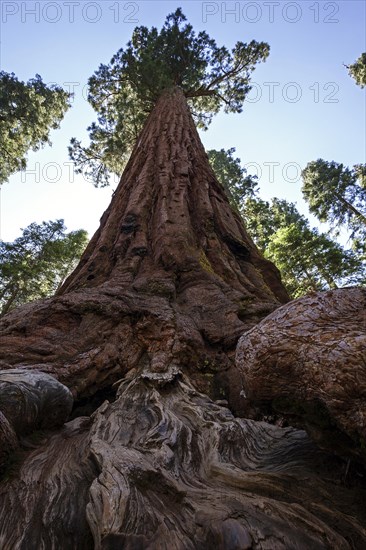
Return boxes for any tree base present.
[1,369,365,549]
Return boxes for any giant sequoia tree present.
[1,12,366,550]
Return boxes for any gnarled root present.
[1,370,365,549]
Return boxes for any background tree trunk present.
[0,87,365,549]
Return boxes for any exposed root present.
[1,372,365,549]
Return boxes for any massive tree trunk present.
[0,87,365,549]
[0,87,287,410]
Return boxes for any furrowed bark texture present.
[0,87,365,548]
[236,288,366,461]
[0,87,288,408]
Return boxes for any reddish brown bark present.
[236,287,366,461]
[1,87,365,549]
[0,87,288,407]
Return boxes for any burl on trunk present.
[0,88,365,549]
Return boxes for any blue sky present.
[0,0,365,241]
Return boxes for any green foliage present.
[244,197,364,297]
[0,72,71,184]
[69,8,269,187]
[208,148,365,297]
[244,197,302,251]
[0,220,88,316]
[354,164,366,189]
[302,59,366,255]
[266,223,363,297]
[347,53,366,88]
[301,159,366,248]
[207,148,258,211]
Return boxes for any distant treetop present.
[347,52,366,88]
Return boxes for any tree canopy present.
[0,220,88,316]
[207,148,258,212]
[347,52,366,88]
[301,159,366,249]
[0,72,71,184]
[209,150,365,297]
[245,197,364,296]
[301,55,366,256]
[244,197,302,251]
[69,8,269,187]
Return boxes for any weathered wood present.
[1,372,365,549]
[0,369,73,471]
[0,369,73,434]
[0,416,97,550]
[0,410,18,471]
[236,288,366,461]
